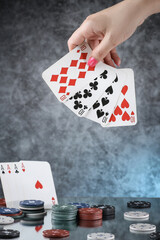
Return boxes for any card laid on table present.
[85,69,126,124]
[64,69,116,117]
[0,161,58,209]
[103,69,137,127]
[42,42,116,102]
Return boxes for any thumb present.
[87,34,114,67]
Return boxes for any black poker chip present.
[127,201,151,208]
[0,229,20,239]
[103,214,115,220]
[150,232,160,239]
[91,205,115,216]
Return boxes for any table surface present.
[2,197,160,240]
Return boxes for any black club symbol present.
[83,89,92,98]
[74,91,82,99]
[89,81,98,90]
[74,101,82,110]
[100,70,108,79]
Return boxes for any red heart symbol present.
[131,111,135,115]
[121,98,129,109]
[35,180,43,189]
[8,170,11,174]
[22,169,25,172]
[114,106,122,116]
[122,111,130,121]
[109,114,116,122]
[52,197,55,200]
[35,225,42,232]
[121,85,128,95]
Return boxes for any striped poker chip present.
[150,232,160,239]
[0,229,20,238]
[91,205,115,216]
[87,232,115,240]
[0,215,14,225]
[124,211,149,220]
[0,207,20,215]
[127,201,151,208]
[19,200,44,208]
[130,223,156,233]
[43,229,70,238]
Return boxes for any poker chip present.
[130,223,156,233]
[79,219,102,228]
[19,200,44,208]
[43,229,70,238]
[21,219,44,226]
[91,205,115,216]
[0,198,6,207]
[0,216,14,225]
[68,202,90,209]
[150,232,160,239]
[25,211,47,219]
[78,208,102,221]
[52,204,77,221]
[19,206,44,211]
[0,208,20,215]
[52,219,77,231]
[0,229,20,239]
[127,201,151,208]
[124,211,149,220]
[87,232,115,240]
[103,215,115,221]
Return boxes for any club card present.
[42,42,115,102]
[85,69,126,124]
[103,68,137,127]
[0,161,58,209]
[64,69,116,117]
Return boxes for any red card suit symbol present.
[121,98,129,108]
[8,170,11,174]
[35,225,42,232]
[52,197,55,205]
[22,168,25,172]
[114,106,122,115]
[35,180,43,189]
[122,111,130,121]
[109,114,116,122]
[121,85,128,95]
[131,111,135,115]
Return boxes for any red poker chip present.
[79,213,102,220]
[79,219,102,228]
[43,229,70,238]
[0,198,6,207]
[78,208,102,215]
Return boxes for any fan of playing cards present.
[42,42,137,127]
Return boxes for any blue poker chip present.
[19,200,44,208]
[0,207,20,215]
[68,203,90,209]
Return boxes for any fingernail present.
[87,57,98,67]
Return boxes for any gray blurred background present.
[0,0,160,199]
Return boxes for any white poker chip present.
[124,211,149,220]
[87,232,115,240]
[130,223,156,233]
[0,215,14,225]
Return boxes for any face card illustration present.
[64,69,116,117]
[103,69,137,127]
[85,69,126,124]
[42,42,115,102]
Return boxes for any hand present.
[68,0,154,67]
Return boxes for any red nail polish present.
[87,57,98,67]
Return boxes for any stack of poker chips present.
[0,207,24,220]
[78,208,103,221]
[91,204,115,220]
[19,200,46,226]
[52,204,77,221]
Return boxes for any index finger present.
[68,27,85,51]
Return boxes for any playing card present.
[103,68,137,127]
[85,68,126,124]
[42,42,115,102]
[0,161,58,209]
[64,69,116,117]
